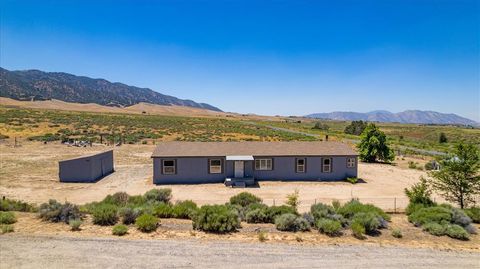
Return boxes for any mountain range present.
[0,67,221,111]
[306,110,478,126]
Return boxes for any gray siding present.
[59,150,114,182]
[153,155,357,184]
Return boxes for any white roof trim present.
[226,155,254,161]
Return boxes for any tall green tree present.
[429,142,480,209]
[357,123,395,163]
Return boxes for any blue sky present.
[1,0,479,121]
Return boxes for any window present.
[347,157,356,168]
[322,158,332,173]
[162,160,176,175]
[296,158,306,173]
[209,159,222,174]
[255,158,273,170]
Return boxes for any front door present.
[234,161,244,178]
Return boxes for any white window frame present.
[209,159,222,174]
[322,158,332,173]
[347,157,356,168]
[255,158,273,170]
[296,158,306,173]
[162,159,176,175]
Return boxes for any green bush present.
[144,189,172,203]
[351,221,366,239]
[464,207,480,224]
[0,224,14,234]
[102,192,130,206]
[346,177,358,184]
[0,198,36,212]
[404,177,434,206]
[229,192,262,208]
[422,222,446,236]
[316,219,342,236]
[405,203,428,216]
[445,224,470,240]
[172,200,198,219]
[246,208,269,223]
[451,208,472,227]
[391,228,402,238]
[119,207,141,225]
[135,214,159,233]
[39,200,82,224]
[351,212,381,234]
[152,203,174,218]
[408,206,452,226]
[127,195,147,206]
[112,224,128,236]
[69,219,82,231]
[192,205,240,233]
[266,205,297,223]
[310,203,335,220]
[337,199,390,221]
[274,213,310,232]
[92,204,118,226]
[0,212,16,224]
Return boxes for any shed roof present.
[151,141,357,157]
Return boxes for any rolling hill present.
[306,110,478,126]
[0,67,221,111]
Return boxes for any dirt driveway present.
[0,142,428,212]
[1,235,479,269]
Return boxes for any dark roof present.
[151,141,357,157]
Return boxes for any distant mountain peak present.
[0,67,222,112]
[306,110,478,126]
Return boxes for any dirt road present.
[1,235,478,269]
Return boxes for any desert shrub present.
[192,205,240,233]
[404,177,434,206]
[0,212,16,224]
[351,221,366,239]
[391,228,402,238]
[152,202,174,218]
[92,204,118,226]
[317,219,342,236]
[408,206,452,226]
[302,212,315,226]
[112,224,128,236]
[0,198,36,212]
[408,161,417,169]
[266,205,297,223]
[464,207,480,223]
[464,224,477,234]
[225,203,246,221]
[69,219,82,231]
[405,203,428,216]
[119,207,141,225]
[451,208,472,227]
[39,200,82,224]
[332,200,341,210]
[346,177,358,184]
[258,231,267,242]
[424,161,435,171]
[422,222,446,236]
[337,199,390,221]
[102,192,130,206]
[229,192,262,208]
[274,213,310,232]
[310,203,335,220]
[351,212,381,235]
[172,200,198,219]
[144,188,172,203]
[246,208,269,223]
[445,224,469,240]
[127,195,147,206]
[135,214,158,233]
[0,224,14,234]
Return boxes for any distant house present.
[151,142,358,186]
[59,150,114,182]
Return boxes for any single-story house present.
[59,150,114,182]
[151,142,357,185]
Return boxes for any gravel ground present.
[1,235,479,269]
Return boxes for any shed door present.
[234,161,244,178]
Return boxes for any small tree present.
[344,120,368,135]
[439,133,448,143]
[357,123,394,163]
[312,122,329,131]
[429,143,480,209]
[285,189,300,210]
